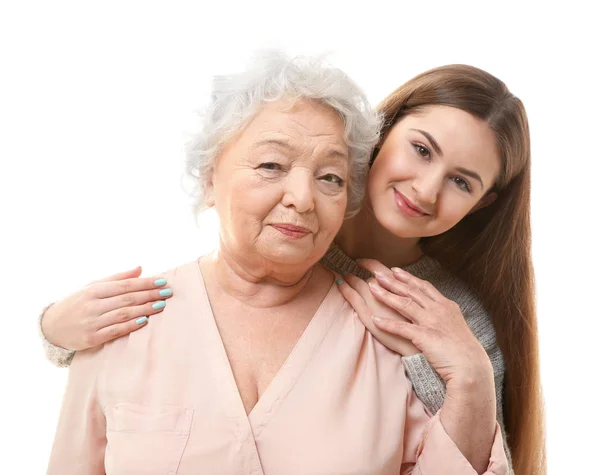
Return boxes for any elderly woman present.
[47,52,508,474]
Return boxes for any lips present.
[393,189,430,218]
[271,223,312,239]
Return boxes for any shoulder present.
[96,260,207,398]
[102,259,202,360]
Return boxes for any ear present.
[468,191,497,215]
[204,169,216,208]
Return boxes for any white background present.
[1,1,598,473]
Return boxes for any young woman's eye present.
[258,162,282,171]
[452,176,472,193]
[320,174,344,186]
[412,143,432,160]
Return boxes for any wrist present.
[40,303,62,347]
[442,364,496,427]
[446,359,495,402]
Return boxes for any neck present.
[201,246,322,308]
[336,202,423,269]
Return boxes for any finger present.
[96,287,174,314]
[344,273,372,296]
[358,258,438,304]
[338,278,399,346]
[336,277,372,316]
[356,258,394,279]
[367,281,425,322]
[92,316,150,346]
[92,266,143,284]
[344,274,382,308]
[90,276,169,299]
[390,266,441,302]
[96,299,168,330]
[370,272,427,308]
[372,316,423,350]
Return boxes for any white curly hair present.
[184,50,382,217]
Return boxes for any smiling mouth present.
[270,224,312,239]
[393,189,431,218]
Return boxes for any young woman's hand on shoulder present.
[41,266,173,350]
[338,258,493,388]
[337,267,420,357]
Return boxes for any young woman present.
[328,64,545,475]
[40,64,545,474]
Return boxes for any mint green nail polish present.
[159,288,173,297]
[336,279,344,285]
[154,278,167,287]
[136,316,148,325]
[152,301,166,310]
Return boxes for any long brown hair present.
[376,65,545,475]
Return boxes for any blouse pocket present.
[105,403,194,475]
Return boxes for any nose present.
[281,169,315,213]
[412,169,444,206]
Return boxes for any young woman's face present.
[367,105,501,238]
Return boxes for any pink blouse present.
[47,260,508,474]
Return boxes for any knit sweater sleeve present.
[38,304,76,368]
[402,353,445,414]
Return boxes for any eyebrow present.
[410,129,485,189]
[455,167,484,189]
[253,138,295,150]
[253,138,348,160]
[411,129,443,156]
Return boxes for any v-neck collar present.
[189,259,345,436]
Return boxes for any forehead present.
[237,99,347,150]
[392,105,501,183]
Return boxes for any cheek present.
[223,177,283,217]
[368,153,413,193]
[315,193,347,236]
[436,196,475,225]
[366,163,389,205]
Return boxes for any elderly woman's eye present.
[258,162,282,171]
[320,174,344,186]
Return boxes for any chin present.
[380,215,430,239]
[263,247,320,266]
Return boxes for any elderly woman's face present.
[207,99,349,268]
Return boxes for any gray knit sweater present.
[321,243,513,469]
[40,245,512,468]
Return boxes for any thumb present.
[372,316,421,347]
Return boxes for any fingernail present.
[159,288,173,297]
[154,278,167,287]
[368,282,381,292]
[152,301,166,310]
[136,316,148,325]
[336,279,344,285]
[372,316,382,322]
[391,267,402,273]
